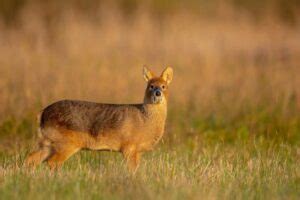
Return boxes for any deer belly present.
[86,134,122,151]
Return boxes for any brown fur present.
[25,66,173,172]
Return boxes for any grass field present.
[0,1,300,199]
[0,108,299,199]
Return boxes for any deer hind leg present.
[122,145,142,173]
[46,143,79,170]
[25,138,51,168]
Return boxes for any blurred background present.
[0,0,300,151]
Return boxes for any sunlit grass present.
[0,142,299,200]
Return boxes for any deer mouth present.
[151,95,163,104]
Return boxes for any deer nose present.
[155,90,161,97]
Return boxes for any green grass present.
[0,108,299,200]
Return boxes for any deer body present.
[25,67,173,171]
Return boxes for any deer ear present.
[161,67,173,85]
[143,66,154,82]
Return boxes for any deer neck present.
[143,102,167,125]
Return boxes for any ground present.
[0,109,299,200]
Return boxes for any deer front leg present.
[122,145,142,173]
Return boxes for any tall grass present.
[0,2,299,199]
[0,3,299,117]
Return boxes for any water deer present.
[25,66,173,172]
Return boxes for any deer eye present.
[150,85,154,90]
[161,85,166,90]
